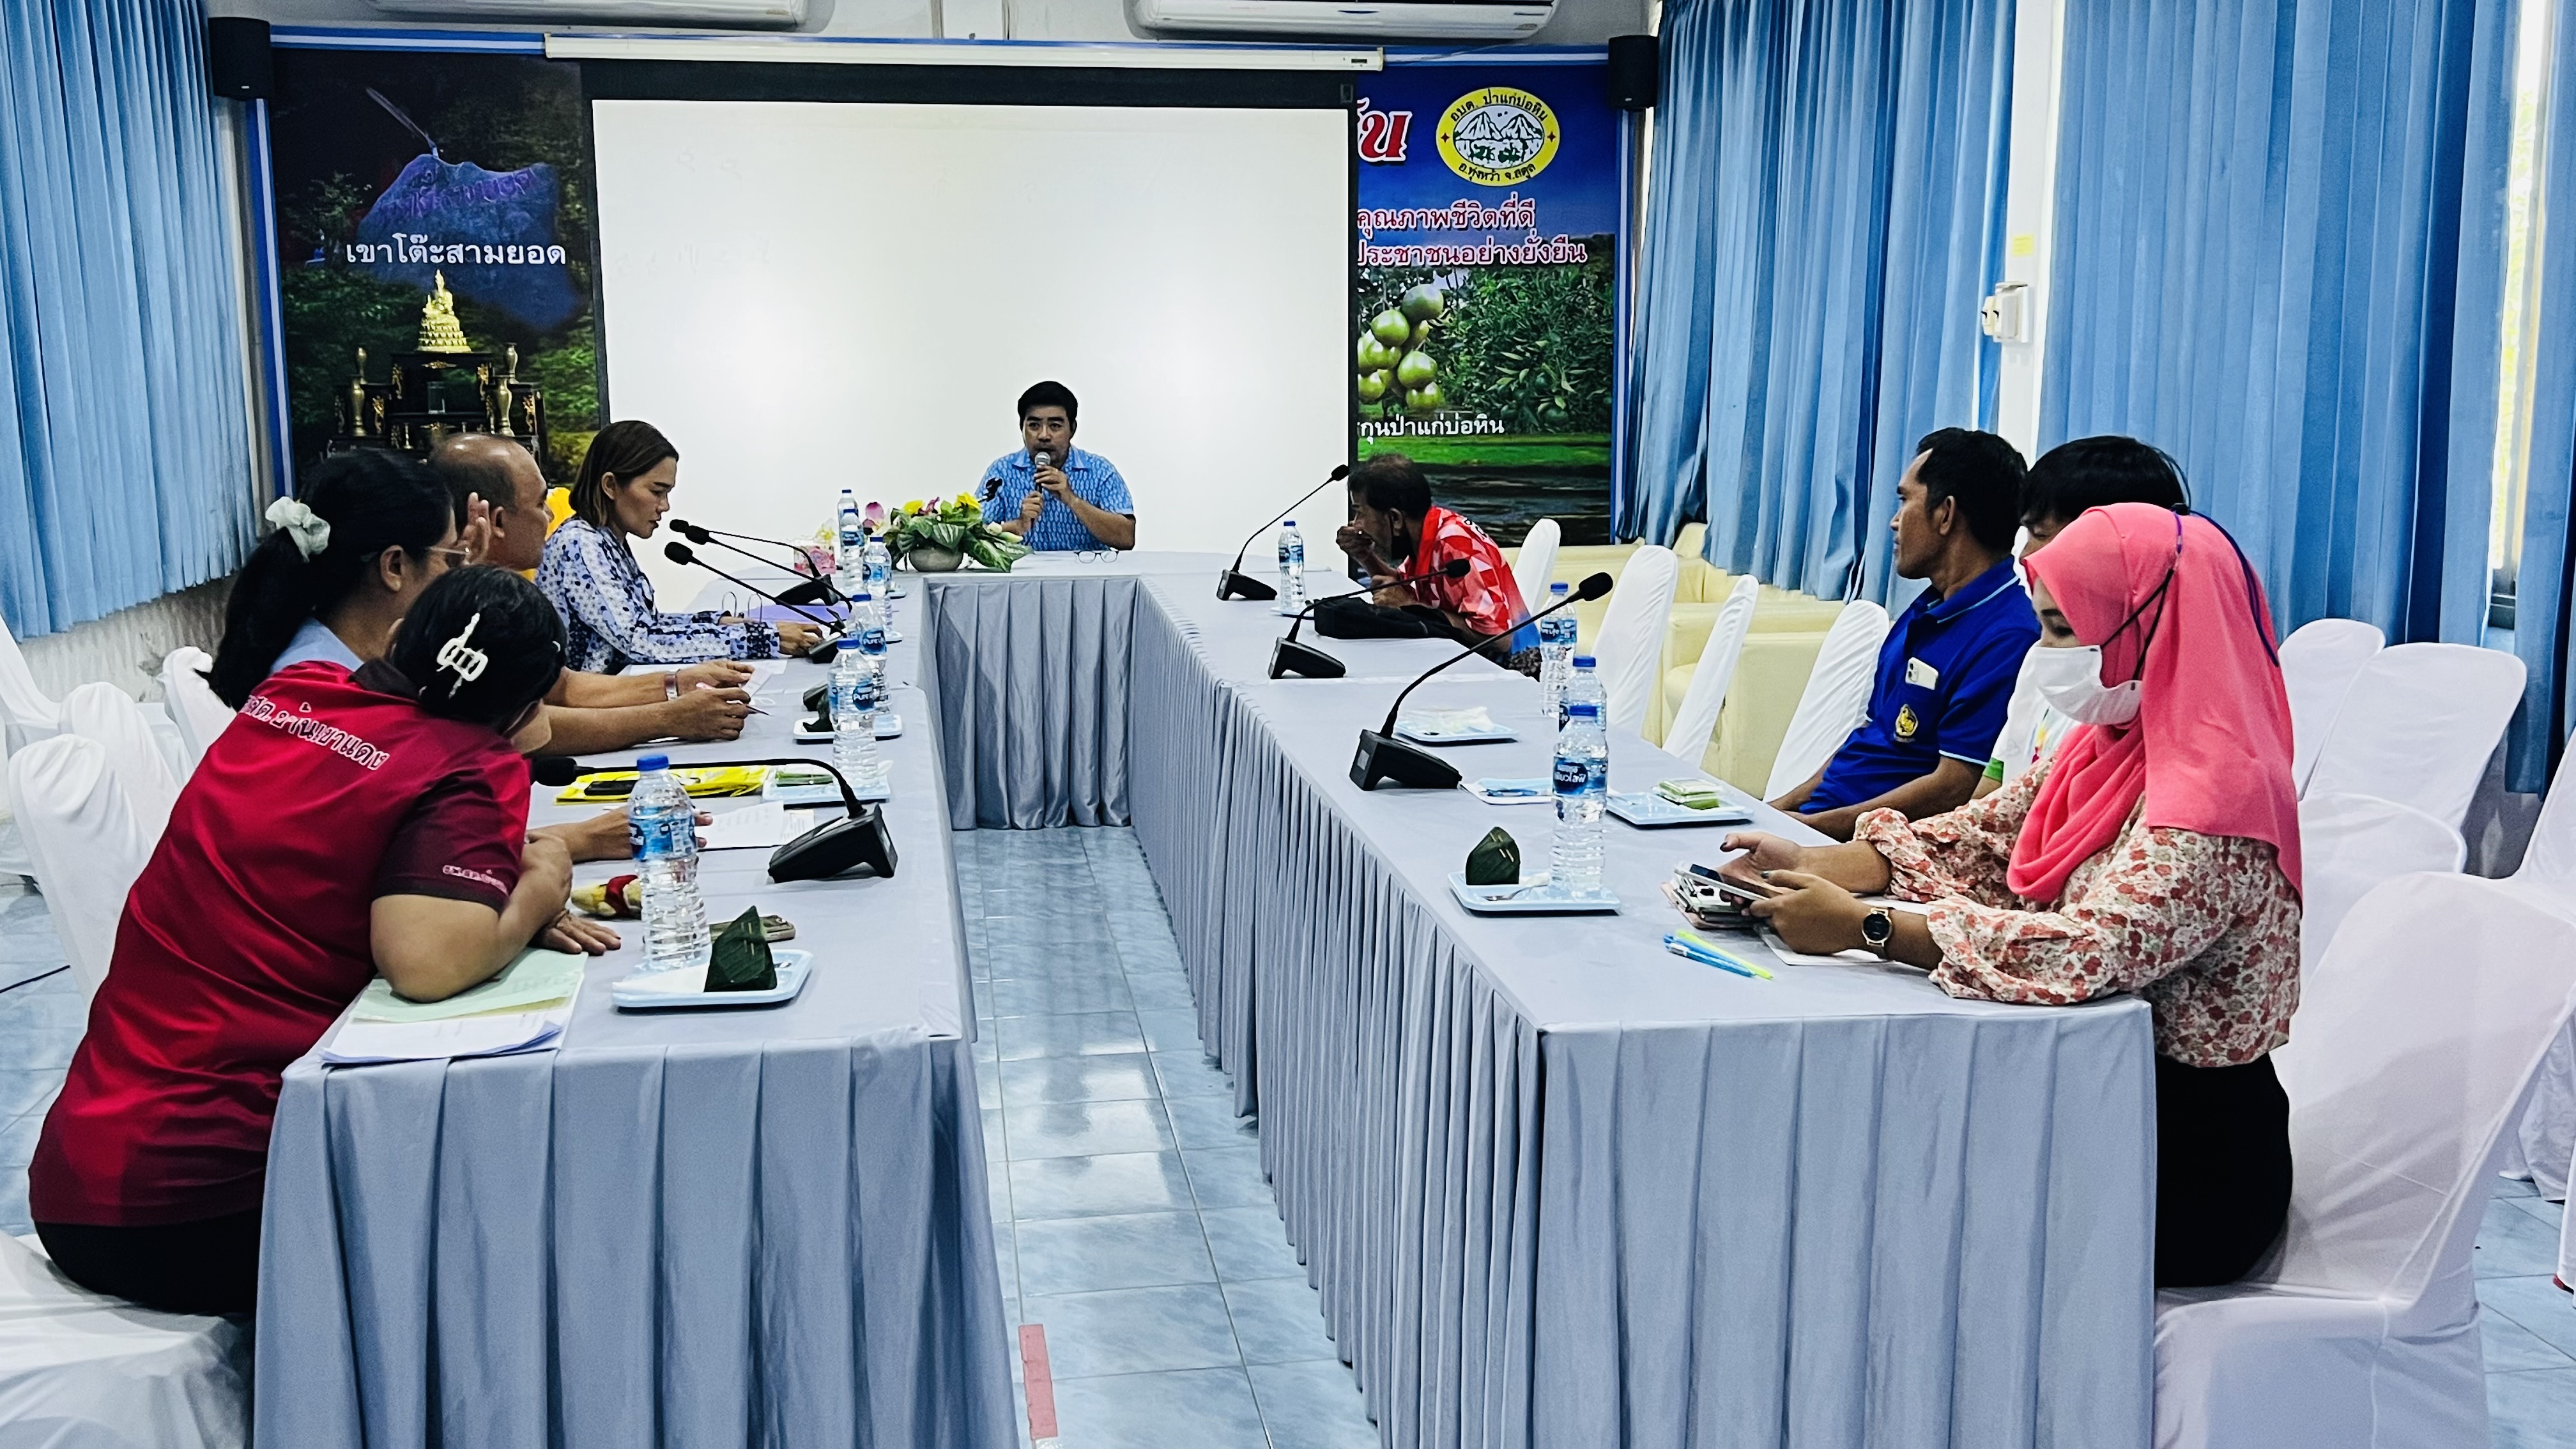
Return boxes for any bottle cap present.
[637,753,670,772]
[1282,519,1296,527]
[1551,581,1569,594]
[1573,655,1595,668]
[853,592,871,602]
[1567,703,1600,719]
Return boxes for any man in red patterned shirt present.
[1335,452,1537,661]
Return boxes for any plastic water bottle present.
[1275,519,1307,616]
[850,589,889,698]
[1549,702,1610,898]
[628,755,710,972]
[863,535,893,598]
[1537,582,1575,720]
[1560,653,1606,733]
[831,647,883,787]
[835,490,864,595]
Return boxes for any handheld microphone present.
[663,541,843,664]
[1269,557,1469,679]
[1350,571,1613,792]
[533,755,896,881]
[1219,463,1351,602]
[671,521,845,606]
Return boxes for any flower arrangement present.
[879,493,1030,573]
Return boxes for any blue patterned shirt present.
[977,447,1134,551]
[535,518,782,674]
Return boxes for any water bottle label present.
[1552,757,1606,797]
[857,625,887,656]
[629,808,694,861]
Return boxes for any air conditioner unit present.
[367,0,807,28]
[1126,0,1552,42]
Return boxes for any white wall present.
[591,98,1350,594]
[1989,0,2065,458]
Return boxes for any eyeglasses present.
[424,546,473,571]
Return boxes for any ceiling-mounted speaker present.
[208,18,273,102]
[1607,34,1659,112]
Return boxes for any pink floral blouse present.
[1853,762,2301,1068]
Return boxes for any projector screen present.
[590,98,1350,596]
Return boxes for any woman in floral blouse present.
[535,421,827,674]
[1728,502,2303,1288]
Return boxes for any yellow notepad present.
[555,765,770,804]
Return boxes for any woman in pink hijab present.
[1725,502,2303,1288]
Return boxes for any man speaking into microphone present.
[977,381,1136,551]
[1336,452,1538,672]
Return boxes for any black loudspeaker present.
[1607,34,1659,112]
[208,18,273,101]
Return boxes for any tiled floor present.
[6,848,2576,1445]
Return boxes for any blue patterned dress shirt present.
[977,447,1134,551]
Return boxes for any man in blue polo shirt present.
[977,380,1137,551]
[1770,428,2037,841]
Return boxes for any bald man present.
[431,434,756,754]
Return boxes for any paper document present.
[350,948,588,1023]
[321,1004,570,1064]
[701,802,826,850]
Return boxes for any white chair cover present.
[1589,543,1679,739]
[60,682,178,846]
[157,648,233,775]
[2294,792,2465,976]
[2300,642,2525,831]
[0,602,61,747]
[2278,618,2384,794]
[8,736,153,1000]
[1662,573,1760,772]
[1763,599,1892,799]
[1510,518,1559,621]
[2156,874,2576,1449]
[0,1234,247,1449]
[2492,733,2576,1213]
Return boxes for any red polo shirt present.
[29,661,532,1227]
[1406,505,1530,641]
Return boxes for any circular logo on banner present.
[1436,88,1560,186]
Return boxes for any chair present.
[1661,574,1760,772]
[2299,643,2525,831]
[2277,618,2385,793]
[2293,792,2465,975]
[61,682,179,845]
[0,602,61,751]
[0,1234,248,1448]
[2154,874,2576,1449]
[8,736,155,999]
[157,648,233,774]
[1587,544,1679,738]
[1763,599,1892,799]
[2494,733,2576,1207]
[1509,518,1559,622]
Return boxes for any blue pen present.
[1664,934,1770,980]
[1675,929,1776,979]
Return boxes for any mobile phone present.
[586,778,636,799]
[1706,875,1775,907]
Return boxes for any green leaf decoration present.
[705,907,777,992]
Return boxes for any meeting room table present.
[255,548,2155,1449]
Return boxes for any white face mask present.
[2028,644,2142,726]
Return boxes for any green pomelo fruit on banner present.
[1371,310,1412,347]
[1359,337,1401,372]
[1395,350,1438,388]
[1400,284,1446,321]
[1414,382,1446,410]
[1357,370,1390,402]
[1409,321,1436,348]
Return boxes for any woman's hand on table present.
[1718,831,1808,880]
[542,911,621,955]
[666,685,752,741]
[1742,871,1869,954]
[535,809,635,864]
[775,622,828,656]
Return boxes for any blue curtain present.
[2507,0,2576,789]
[0,0,253,638]
[2041,0,2515,748]
[1623,0,2015,601]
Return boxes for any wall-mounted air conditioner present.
[367,0,808,28]
[1126,0,1552,42]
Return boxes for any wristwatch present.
[664,670,681,702]
[1859,907,1895,952]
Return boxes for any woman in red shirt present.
[28,567,615,1315]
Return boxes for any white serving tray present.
[1447,873,1620,915]
[611,949,812,1011]
[1606,792,1754,829]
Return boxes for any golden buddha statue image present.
[416,271,470,353]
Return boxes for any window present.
[2492,0,2560,632]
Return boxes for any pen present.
[1674,928,1774,977]
[1663,931,1774,980]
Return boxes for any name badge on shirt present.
[1905,657,1940,689]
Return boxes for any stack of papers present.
[701,801,829,850]
[320,949,588,1064]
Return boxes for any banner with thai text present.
[1355,55,1620,545]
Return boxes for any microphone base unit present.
[1218,568,1278,602]
[1351,730,1462,792]
[1269,638,1346,679]
[776,578,839,608]
[769,803,899,882]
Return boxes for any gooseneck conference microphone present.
[532,755,896,881]
[670,520,843,606]
[1349,571,1614,792]
[663,541,842,664]
[1268,557,1471,680]
[1218,463,1351,602]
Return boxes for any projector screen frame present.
[576,59,1361,505]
